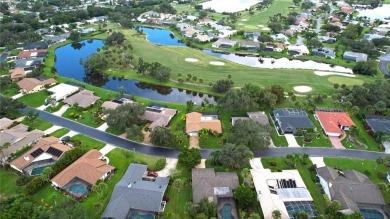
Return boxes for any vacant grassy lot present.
[21,118,53,131]
[238,0,295,31]
[18,90,49,107]
[0,169,20,196]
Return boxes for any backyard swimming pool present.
[69,184,88,197]
[31,166,49,176]
[219,203,234,219]
[360,209,384,219]
[129,212,154,219]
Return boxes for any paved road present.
[315,17,322,33]
[0,51,10,62]
[379,47,390,75]
[28,107,388,160]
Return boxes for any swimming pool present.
[31,166,49,176]
[69,184,88,197]
[129,212,154,219]
[219,203,234,219]
[360,209,384,219]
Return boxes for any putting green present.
[327,76,364,86]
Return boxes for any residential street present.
[378,47,390,75]
[30,107,388,160]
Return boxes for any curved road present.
[30,108,388,160]
[379,47,390,75]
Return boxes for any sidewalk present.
[99,144,116,156]
[44,125,62,135]
[250,158,264,169]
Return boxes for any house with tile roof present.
[186,112,222,136]
[51,149,114,197]
[10,137,70,176]
[143,105,177,130]
[317,166,386,216]
[102,163,169,219]
[9,68,27,81]
[0,124,44,163]
[17,49,47,59]
[17,77,56,94]
[63,90,101,108]
[0,118,13,130]
[315,110,355,137]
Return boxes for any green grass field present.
[21,118,53,131]
[237,0,295,31]
[18,90,49,107]
[69,134,106,150]
[49,128,70,138]
[0,169,20,196]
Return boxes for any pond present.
[356,4,390,20]
[139,27,353,73]
[54,39,215,104]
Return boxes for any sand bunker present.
[210,61,225,66]
[257,24,264,27]
[241,19,248,21]
[238,23,244,26]
[314,71,355,77]
[185,58,199,62]
[262,27,270,30]
[294,86,312,93]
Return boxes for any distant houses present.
[186,112,222,136]
[343,51,368,62]
[315,110,355,137]
[312,47,336,59]
[102,163,169,218]
[51,149,115,197]
[23,41,49,51]
[212,38,237,49]
[48,83,81,101]
[10,137,70,176]
[0,124,44,163]
[364,115,390,135]
[317,166,386,216]
[273,109,315,134]
[101,97,134,111]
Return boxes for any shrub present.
[24,177,46,195]
[16,175,31,186]
[149,158,166,171]
[377,172,387,180]
[268,160,278,167]
[304,138,312,143]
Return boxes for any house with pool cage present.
[51,149,114,198]
[10,137,70,176]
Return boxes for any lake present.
[54,39,215,104]
[139,27,185,46]
[356,4,390,20]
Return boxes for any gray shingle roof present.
[192,168,239,204]
[102,164,169,219]
[365,115,390,135]
[317,166,385,211]
[273,109,314,133]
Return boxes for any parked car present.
[61,136,70,142]
[147,171,158,177]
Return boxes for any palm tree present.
[92,182,107,198]
[41,167,54,182]
[172,178,186,212]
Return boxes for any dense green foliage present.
[218,143,253,169]
[125,124,144,142]
[217,89,257,112]
[212,79,234,93]
[185,197,217,218]
[229,119,271,148]
[0,97,26,119]
[106,103,145,131]
[233,185,257,210]
[150,126,178,148]
[178,148,202,169]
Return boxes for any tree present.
[212,79,234,93]
[229,119,271,148]
[106,103,145,131]
[217,89,257,112]
[350,106,360,115]
[185,197,217,218]
[199,11,208,19]
[186,100,195,112]
[375,156,384,170]
[268,21,283,33]
[293,211,309,219]
[118,86,125,97]
[198,128,209,145]
[40,167,53,182]
[125,125,144,142]
[105,32,125,46]
[92,181,107,198]
[178,148,201,168]
[150,127,178,148]
[0,97,26,119]
[233,185,256,209]
[258,34,273,42]
[325,201,341,217]
[307,39,323,48]
[219,143,253,169]
[69,31,80,41]
[353,61,378,76]
[272,210,282,219]
[25,109,39,124]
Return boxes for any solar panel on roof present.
[47,147,63,157]
[30,148,44,158]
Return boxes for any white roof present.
[251,169,313,219]
[48,83,80,101]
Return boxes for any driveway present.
[60,130,78,139]
[285,134,300,147]
[99,144,116,156]
[189,136,200,148]
[28,107,388,160]
[294,37,305,46]
[11,93,24,99]
[44,125,62,135]
[250,158,264,169]
[157,158,178,177]
[309,157,325,168]
[37,104,49,110]
[97,122,109,131]
[53,105,69,116]
[315,17,322,33]
[329,137,345,149]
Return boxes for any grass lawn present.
[0,168,20,196]
[61,104,104,128]
[298,114,331,147]
[21,118,53,131]
[44,102,64,113]
[49,128,70,138]
[164,162,192,216]
[262,157,327,214]
[18,90,49,107]
[105,126,124,135]
[69,134,106,150]
[324,158,390,204]
[0,83,19,97]
[237,0,295,31]
[327,76,364,86]
[10,49,21,56]
[31,148,165,218]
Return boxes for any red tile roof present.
[316,111,355,135]
[17,49,47,59]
